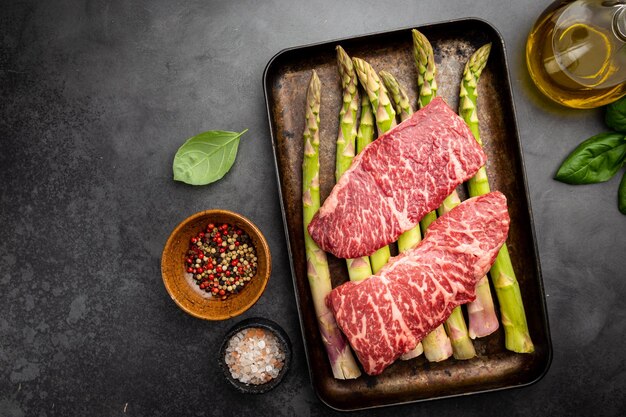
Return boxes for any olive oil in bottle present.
[526,0,626,108]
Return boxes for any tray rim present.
[262,16,552,411]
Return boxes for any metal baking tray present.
[263,18,551,410]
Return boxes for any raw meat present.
[326,192,510,375]
[308,97,487,259]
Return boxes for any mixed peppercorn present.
[186,223,258,300]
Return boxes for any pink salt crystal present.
[225,327,285,385]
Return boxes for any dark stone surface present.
[1,0,624,416]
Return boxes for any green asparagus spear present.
[412,29,440,244]
[335,46,359,180]
[378,71,423,255]
[459,44,491,145]
[356,93,374,154]
[437,194,477,359]
[413,29,476,360]
[420,224,455,361]
[377,63,451,361]
[460,44,534,353]
[336,46,373,282]
[412,29,437,109]
[375,70,427,360]
[352,57,395,273]
[379,70,413,122]
[418,327,451,362]
[302,71,362,379]
[352,58,398,138]
[377,50,460,361]
[438,173,494,346]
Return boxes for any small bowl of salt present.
[219,317,291,394]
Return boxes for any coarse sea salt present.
[224,327,285,385]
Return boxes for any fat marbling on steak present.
[326,192,510,375]
[307,97,487,259]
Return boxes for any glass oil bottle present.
[526,0,626,108]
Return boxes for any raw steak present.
[308,97,487,259]
[326,192,510,375]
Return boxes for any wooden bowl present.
[161,210,271,320]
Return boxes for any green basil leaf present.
[555,132,626,184]
[173,129,247,185]
[619,171,626,215]
[605,96,626,132]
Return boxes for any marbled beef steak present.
[326,192,510,375]
[307,97,487,259]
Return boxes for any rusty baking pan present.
[263,18,551,410]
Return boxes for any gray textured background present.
[1,0,624,416]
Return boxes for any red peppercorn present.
[197,267,204,274]
[219,247,225,253]
[234,241,240,246]
[212,288,219,294]
[191,237,198,244]
[216,238,222,244]
[219,289,225,295]
[209,274,215,280]
[225,271,231,277]
[208,223,215,230]
[199,232,205,238]
[186,258,193,264]
[187,267,193,273]
[198,253,204,260]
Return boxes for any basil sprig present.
[555,132,626,184]
[555,96,626,214]
[606,96,626,132]
[173,129,247,186]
